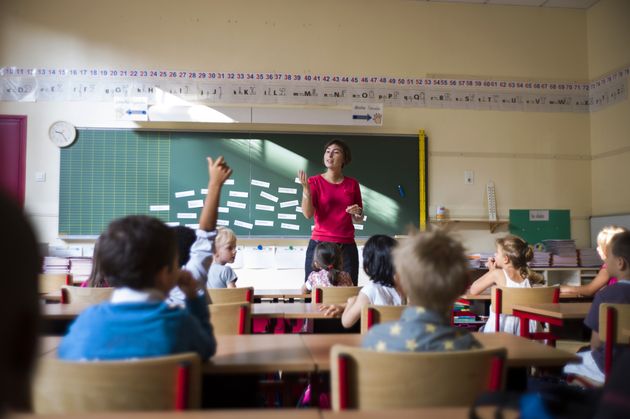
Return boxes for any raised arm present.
[199,156,232,231]
[560,267,610,297]
[298,170,314,219]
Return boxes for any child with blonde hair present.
[561,225,627,297]
[470,234,544,334]
[363,230,478,352]
[207,227,238,289]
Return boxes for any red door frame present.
[0,115,27,207]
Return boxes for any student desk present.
[512,302,591,339]
[254,288,310,302]
[251,303,331,319]
[41,302,90,319]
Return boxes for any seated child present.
[81,235,109,288]
[363,230,479,352]
[561,225,627,297]
[469,234,544,334]
[58,156,232,361]
[320,235,403,327]
[207,227,238,289]
[301,241,353,294]
[564,230,630,385]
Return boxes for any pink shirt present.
[305,269,353,290]
[602,264,618,286]
[309,175,362,244]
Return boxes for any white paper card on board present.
[280,200,299,208]
[217,219,229,226]
[166,222,180,227]
[278,187,297,194]
[175,190,195,198]
[200,188,208,195]
[187,200,204,209]
[260,191,279,202]
[275,246,307,269]
[229,191,249,198]
[234,220,253,229]
[255,220,274,227]
[218,207,229,213]
[256,204,275,212]
[227,201,246,209]
[278,213,297,220]
[242,246,276,269]
[294,177,301,184]
[185,223,200,229]
[281,223,300,231]
[150,205,170,211]
[224,179,235,185]
[177,213,197,219]
[529,210,550,221]
[251,179,270,188]
[295,207,303,213]
[353,224,364,230]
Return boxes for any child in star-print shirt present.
[363,230,479,352]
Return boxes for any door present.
[0,115,27,206]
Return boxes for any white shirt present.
[360,281,402,305]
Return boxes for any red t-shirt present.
[309,175,362,244]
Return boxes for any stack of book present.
[467,253,494,269]
[69,257,93,284]
[530,251,551,268]
[579,248,602,267]
[42,256,70,274]
[543,240,578,267]
[452,299,484,330]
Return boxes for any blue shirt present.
[363,306,480,352]
[58,295,216,360]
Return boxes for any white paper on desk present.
[275,246,306,269]
[280,200,299,208]
[227,201,246,209]
[242,246,276,269]
[187,200,204,209]
[150,205,170,211]
[251,179,270,188]
[260,191,279,202]
[234,220,253,230]
[177,213,197,219]
[175,190,195,198]
[229,191,249,198]
[256,204,275,212]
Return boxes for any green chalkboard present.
[509,209,571,245]
[60,129,421,237]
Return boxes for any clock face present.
[48,121,77,147]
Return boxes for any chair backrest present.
[209,302,251,335]
[314,286,362,304]
[491,286,559,332]
[330,345,506,410]
[599,303,630,379]
[33,352,201,413]
[61,286,114,305]
[207,287,253,304]
[360,305,406,334]
[39,273,72,294]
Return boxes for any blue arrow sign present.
[352,114,372,121]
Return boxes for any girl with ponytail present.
[469,234,544,334]
[301,242,353,294]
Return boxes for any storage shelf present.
[429,218,508,233]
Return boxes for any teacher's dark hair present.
[324,139,352,167]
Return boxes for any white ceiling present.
[418,0,600,9]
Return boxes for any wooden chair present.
[207,287,253,304]
[60,285,114,304]
[314,286,362,304]
[209,302,251,335]
[38,273,72,294]
[599,303,630,381]
[330,345,506,410]
[360,304,406,334]
[491,285,559,342]
[33,352,201,413]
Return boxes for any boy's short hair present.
[99,215,177,290]
[0,193,40,411]
[610,230,630,266]
[598,225,627,251]
[215,227,237,248]
[172,226,196,267]
[393,229,468,313]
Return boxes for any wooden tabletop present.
[251,303,332,319]
[512,302,591,319]
[39,336,62,357]
[41,302,91,319]
[463,293,591,301]
[254,288,310,300]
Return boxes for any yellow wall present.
[587,0,630,216]
[0,0,622,252]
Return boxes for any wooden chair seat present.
[61,285,114,304]
[209,302,251,335]
[207,287,253,304]
[599,303,630,380]
[314,286,362,304]
[33,352,201,413]
[39,273,72,294]
[360,304,406,334]
[330,345,506,410]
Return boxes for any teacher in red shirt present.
[298,139,363,285]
